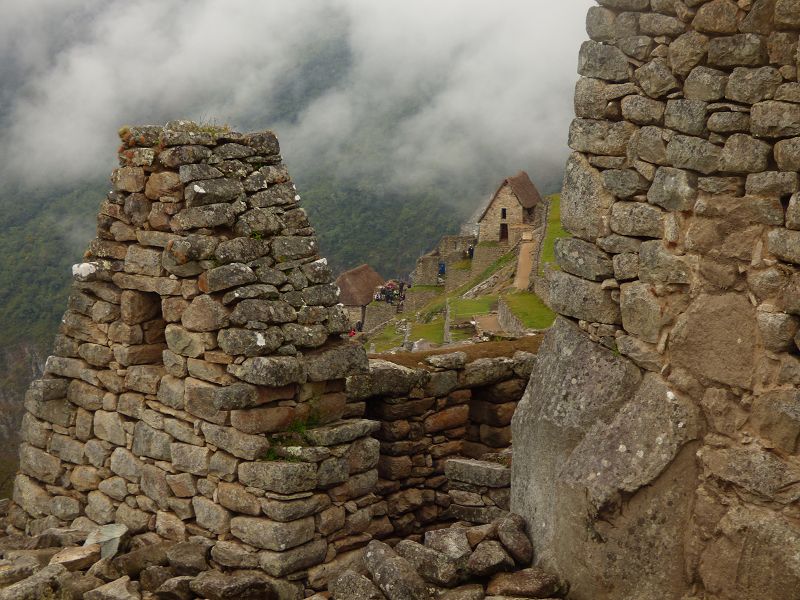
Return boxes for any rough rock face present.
[9,121,375,594]
[514,4,800,599]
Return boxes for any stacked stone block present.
[349,351,533,539]
[514,3,800,599]
[443,456,512,525]
[12,121,376,594]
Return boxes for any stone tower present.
[513,2,800,599]
[11,121,374,595]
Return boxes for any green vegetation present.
[477,240,500,248]
[407,284,443,293]
[450,296,497,320]
[410,318,445,345]
[0,180,104,349]
[449,328,473,343]
[371,322,406,353]
[461,251,517,293]
[539,194,569,274]
[450,259,472,271]
[261,412,322,460]
[503,291,556,329]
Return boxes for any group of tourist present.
[374,280,407,306]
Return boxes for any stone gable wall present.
[478,184,525,244]
[512,3,800,600]
[11,122,379,596]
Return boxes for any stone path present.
[512,241,535,290]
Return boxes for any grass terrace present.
[504,291,556,329]
[539,194,569,274]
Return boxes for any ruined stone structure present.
[11,122,375,595]
[513,2,800,599]
[410,235,476,287]
[7,123,535,597]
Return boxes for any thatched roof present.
[336,264,384,307]
[477,170,543,222]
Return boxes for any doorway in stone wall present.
[499,223,508,242]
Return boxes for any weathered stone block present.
[708,34,767,68]
[200,423,269,460]
[231,515,315,551]
[554,238,614,281]
[746,171,800,196]
[228,356,305,386]
[669,293,756,389]
[669,32,710,78]
[664,99,707,136]
[577,41,631,81]
[611,201,664,238]
[238,461,317,494]
[561,153,614,240]
[666,135,721,175]
[719,134,772,173]
[768,228,800,264]
[726,66,782,104]
[752,101,800,137]
[647,167,698,211]
[548,270,621,324]
[569,118,637,156]
[635,59,680,98]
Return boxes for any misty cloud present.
[0,0,593,203]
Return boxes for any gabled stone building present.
[477,171,545,246]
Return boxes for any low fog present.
[0,0,592,200]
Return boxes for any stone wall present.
[444,266,472,292]
[410,235,475,287]
[348,351,532,541]
[497,298,527,336]
[404,287,442,313]
[362,302,397,333]
[470,244,508,277]
[11,122,380,596]
[411,254,440,286]
[478,184,525,244]
[513,3,800,600]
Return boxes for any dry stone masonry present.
[7,123,537,600]
[513,2,800,599]
[11,121,376,596]
[348,352,530,540]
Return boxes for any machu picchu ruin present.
[0,1,799,600]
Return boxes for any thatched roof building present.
[336,264,385,307]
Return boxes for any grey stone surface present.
[611,201,664,238]
[666,135,721,175]
[719,134,772,173]
[363,541,434,600]
[548,271,621,325]
[561,153,614,240]
[647,167,697,211]
[554,238,613,281]
[231,515,315,551]
[578,41,631,81]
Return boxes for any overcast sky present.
[0,0,594,198]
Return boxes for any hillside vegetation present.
[368,195,567,352]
